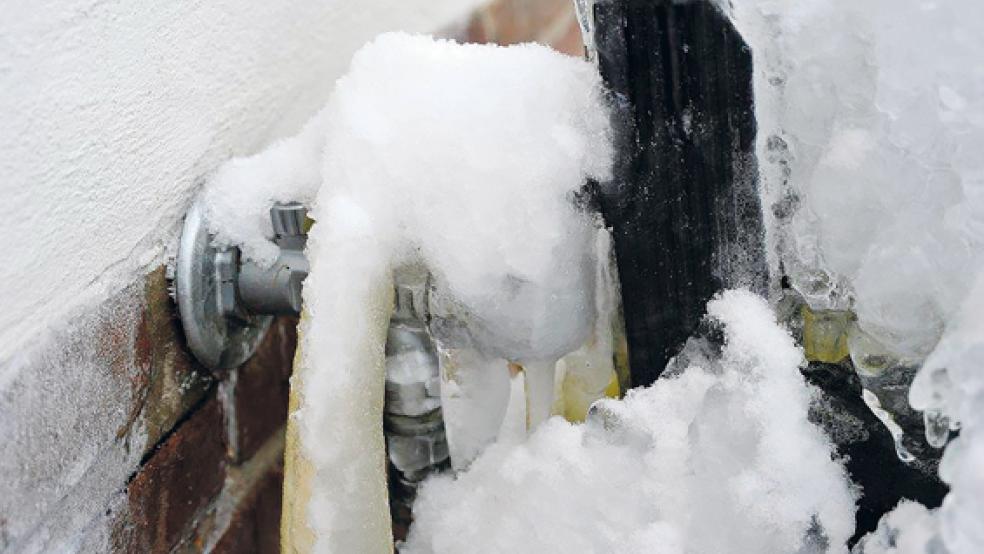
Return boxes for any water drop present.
[923,409,950,448]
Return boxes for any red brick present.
[547,18,586,57]
[213,467,284,554]
[117,396,227,553]
[107,267,213,455]
[231,317,296,463]
[486,0,572,45]
[463,10,493,44]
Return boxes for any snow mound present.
[403,290,857,554]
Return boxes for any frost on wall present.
[0,285,149,552]
[403,291,856,554]
[727,1,984,552]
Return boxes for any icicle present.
[862,389,915,463]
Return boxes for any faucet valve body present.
[169,201,309,369]
[384,275,450,524]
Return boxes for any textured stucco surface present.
[0,0,484,370]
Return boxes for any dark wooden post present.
[592,0,767,387]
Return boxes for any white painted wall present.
[0,0,485,369]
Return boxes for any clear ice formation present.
[727,0,984,551]
[861,389,915,464]
[922,410,951,451]
[729,0,984,358]
[202,33,613,552]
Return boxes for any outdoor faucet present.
[169,201,309,369]
[236,203,309,316]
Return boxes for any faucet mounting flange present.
[169,199,309,369]
[170,200,272,369]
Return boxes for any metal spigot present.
[170,200,310,369]
[383,270,449,525]
[237,203,309,316]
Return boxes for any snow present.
[403,290,856,554]
[204,33,612,551]
[301,34,610,551]
[202,116,329,266]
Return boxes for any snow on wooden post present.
[592,0,767,387]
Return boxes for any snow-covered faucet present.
[169,201,309,369]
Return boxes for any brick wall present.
[462,0,585,57]
[0,3,584,552]
[108,307,296,553]
[0,266,297,552]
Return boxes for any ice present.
[728,0,984,356]
[553,228,622,423]
[727,1,984,551]
[907,274,984,553]
[402,291,856,554]
[202,32,612,551]
[861,389,915,465]
[437,348,512,471]
[519,359,557,429]
[922,410,950,451]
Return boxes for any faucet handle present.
[237,202,310,316]
[270,202,307,244]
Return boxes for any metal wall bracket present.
[168,200,309,369]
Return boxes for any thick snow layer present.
[303,34,611,551]
[204,33,612,551]
[403,291,857,554]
